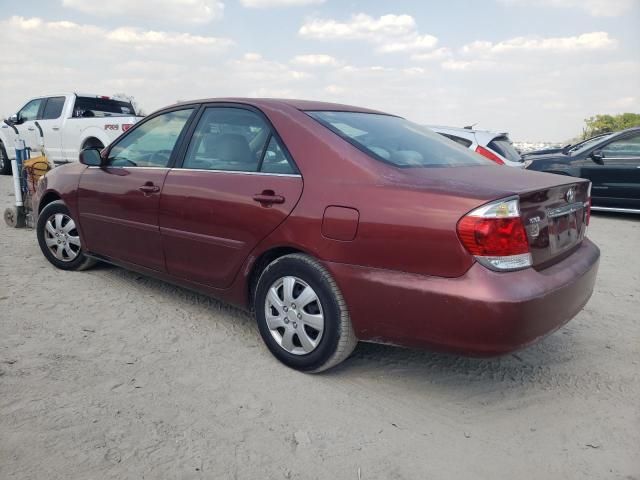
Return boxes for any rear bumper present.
[326,238,600,356]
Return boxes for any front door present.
[15,98,44,153]
[77,107,196,271]
[159,106,303,288]
[582,132,640,209]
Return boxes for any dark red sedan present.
[34,99,600,372]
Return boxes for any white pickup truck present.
[0,93,141,174]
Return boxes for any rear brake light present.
[122,124,134,132]
[457,197,532,271]
[475,146,505,165]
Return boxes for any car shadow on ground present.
[90,261,580,388]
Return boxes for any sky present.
[0,0,638,141]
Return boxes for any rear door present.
[77,107,196,271]
[159,105,303,288]
[581,132,640,209]
[36,96,66,163]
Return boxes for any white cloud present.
[240,0,324,7]
[411,47,452,62]
[461,32,617,55]
[291,54,340,67]
[499,0,637,17]
[62,0,224,23]
[299,13,438,54]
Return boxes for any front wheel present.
[254,254,357,372]
[36,200,96,271]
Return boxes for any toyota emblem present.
[565,187,576,203]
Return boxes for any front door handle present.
[138,183,160,196]
[27,127,35,131]
[253,190,285,205]
[52,126,60,131]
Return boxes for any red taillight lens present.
[457,197,532,271]
[475,145,505,165]
[457,216,529,256]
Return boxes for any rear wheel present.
[36,200,96,271]
[0,141,11,175]
[254,254,357,372]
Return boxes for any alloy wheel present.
[264,276,325,355]
[44,213,81,262]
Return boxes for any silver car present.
[428,125,524,168]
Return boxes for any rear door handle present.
[138,183,160,195]
[52,126,60,131]
[253,190,285,205]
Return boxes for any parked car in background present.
[0,93,141,174]
[428,125,524,167]
[526,127,640,213]
[522,133,610,158]
[34,98,599,372]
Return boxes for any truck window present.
[73,97,135,118]
[41,97,66,120]
[18,99,44,122]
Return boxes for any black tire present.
[37,200,96,271]
[254,253,357,372]
[0,141,11,175]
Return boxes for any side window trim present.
[172,102,301,175]
[104,105,200,169]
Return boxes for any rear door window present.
[183,107,296,174]
[488,137,522,162]
[41,97,66,120]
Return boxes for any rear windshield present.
[73,96,135,118]
[307,111,490,168]
[488,136,522,162]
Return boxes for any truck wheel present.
[0,141,11,175]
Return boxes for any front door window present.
[108,109,194,168]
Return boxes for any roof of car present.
[175,98,391,115]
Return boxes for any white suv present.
[428,125,524,168]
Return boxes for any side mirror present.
[590,150,604,165]
[79,147,103,166]
[8,114,21,125]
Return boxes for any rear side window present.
[183,107,297,174]
[439,133,473,148]
[488,136,522,162]
[41,97,66,120]
[73,96,135,118]
[308,111,489,168]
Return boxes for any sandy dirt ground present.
[0,174,638,480]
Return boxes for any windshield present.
[73,96,135,118]
[488,136,522,162]
[307,111,490,168]
[568,133,615,154]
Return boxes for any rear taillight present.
[457,197,532,271]
[475,145,505,165]
[122,124,134,132]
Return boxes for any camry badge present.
[565,187,576,203]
